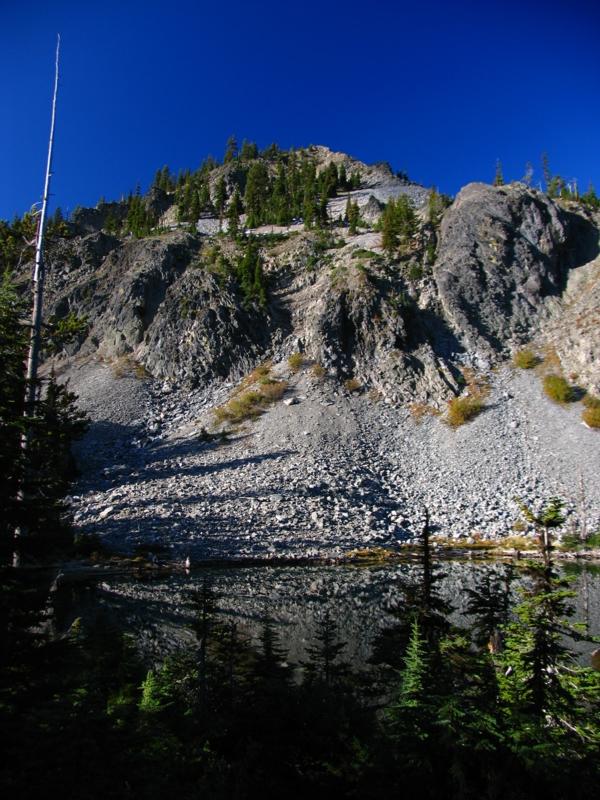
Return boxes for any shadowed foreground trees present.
[0,273,88,542]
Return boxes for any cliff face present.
[42,174,599,401]
[27,149,600,560]
[434,182,598,359]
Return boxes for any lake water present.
[62,559,600,668]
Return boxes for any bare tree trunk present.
[24,35,60,418]
[15,36,60,549]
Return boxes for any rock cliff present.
[26,146,600,559]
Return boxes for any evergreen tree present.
[270,163,291,225]
[236,239,267,305]
[381,196,416,254]
[239,139,258,160]
[226,188,242,236]
[0,271,88,539]
[498,562,596,732]
[465,565,514,649]
[0,274,27,536]
[542,151,552,193]
[126,190,154,237]
[516,496,565,563]
[494,159,505,186]
[581,182,600,210]
[253,619,291,686]
[385,618,433,742]
[261,142,280,160]
[346,199,360,234]
[244,161,270,228]
[214,176,227,222]
[224,135,238,163]
[189,579,219,708]
[198,181,213,212]
[304,611,349,687]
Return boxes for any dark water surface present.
[62,560,600,667]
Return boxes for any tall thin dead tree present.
[16,36,60,543]
[24,35,60,420]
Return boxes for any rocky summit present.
[32,145,600,561]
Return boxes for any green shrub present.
[513,348,539,369]
[47,312,88,354]
[561,530,600,549]
[407,263,423,281]
[311,363,326,378]
[352,248,378,260]
[343,377,361,393]
[288,352,304,373]
[213,379,288,425]
[583,393,600,410]
[447,396,483,427]
[543,374,575,403]
[582,405,600,428]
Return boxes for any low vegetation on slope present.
[582,393,600,428]
[446,369,490,427]
[543,373,576,404]
[213,363,288,425]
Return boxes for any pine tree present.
[542,151,552,193]
[236,239,267,305]
[385,618,435,744]
[224,135,238,163]
[214,176,227,222]
[226,188,242,236]
[244,161,269,228]
[239,139,258,160]
[189,579,219,707]
[494,159,504,186]
[465,565,514,649]
[516,496,565,563]
[198,181,213,212]
[0,274,27,536]
[270,163,291,225]
[498,563,585,721]
[304,611,349,687]
[346,199,360,234]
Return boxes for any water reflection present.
[78,560,600,666]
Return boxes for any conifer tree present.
[226,188,242,236]
[494,159,504,186]
[465,565,514,649]
[224,135,238,163]
[240,139,258,160]
[244,161,269,228]
[346,199,360,234]
[304,611,349,687]
[214,176,227,222]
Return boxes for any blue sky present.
[2,0,599,220]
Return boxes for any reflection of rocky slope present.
[56,563,600,667]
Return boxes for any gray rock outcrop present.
[434,182,598,355]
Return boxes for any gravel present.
[66,358,600,563]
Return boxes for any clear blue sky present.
[2,0,599,220]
